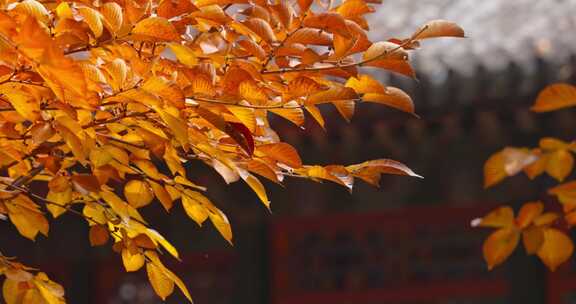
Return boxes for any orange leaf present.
[132,17,180,41]
[483,227,520,270]
[484,148,537,188]
[540,137,570,150]
[303,12,351,38]
[362,87,415,114]
[545,149,574,182]
[345,74,385,94]
[257,143,302,168]
[243,18,276,43]
[532,83,576,112]
[286,28,333,46]
[516,201,543,229]
[537,228,574,271]
[413,20,465,40]
[472,206,514,228]
[89,225,109,246]
[306,86,358,105]
[522,226,544,255]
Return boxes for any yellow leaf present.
[208,206,232,245]
[226,106,256,132]
[33,273,66,304]
[149,180,174,211]
[133,160,164,180]
[2,278,22,304]
[240,171,270,209]
[2,91,40,121]
[132,17,180,41]
[483,227,520,270]
[145,251,193,303]
[122,249,145,272]
[89,147,113,167]
[124,180,154,208]
[168,43,198,67]
[144,228,179,259]
[83,202,107,225]
[306,105,325,129]
[100,190,129,219]
[6,195,49,241]
[11,0,50,24]
[537,228,574,271]
[155,108,189,148]
[181,190,208,226]
[532,83,576,112]
[345,74,385,94]
[78,7,104,38]
[46,189,72,218]
[100,2,123,34]
[54,121,87,163]
[146,261,174,300]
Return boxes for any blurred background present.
[3,0,576,303]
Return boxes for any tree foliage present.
[477,83,576,271]
[0,0,464,302]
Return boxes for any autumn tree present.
[0,0,464,302]
[476,84,576,271]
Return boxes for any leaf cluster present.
[0,0,464,301]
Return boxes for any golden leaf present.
[146,260,174,300]
[181,189,209,226]
[122,249,145,272]
[208,206,232,245]
[124,180,154,208]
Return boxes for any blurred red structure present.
[269,204,510,304]
[95,251,235,304]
